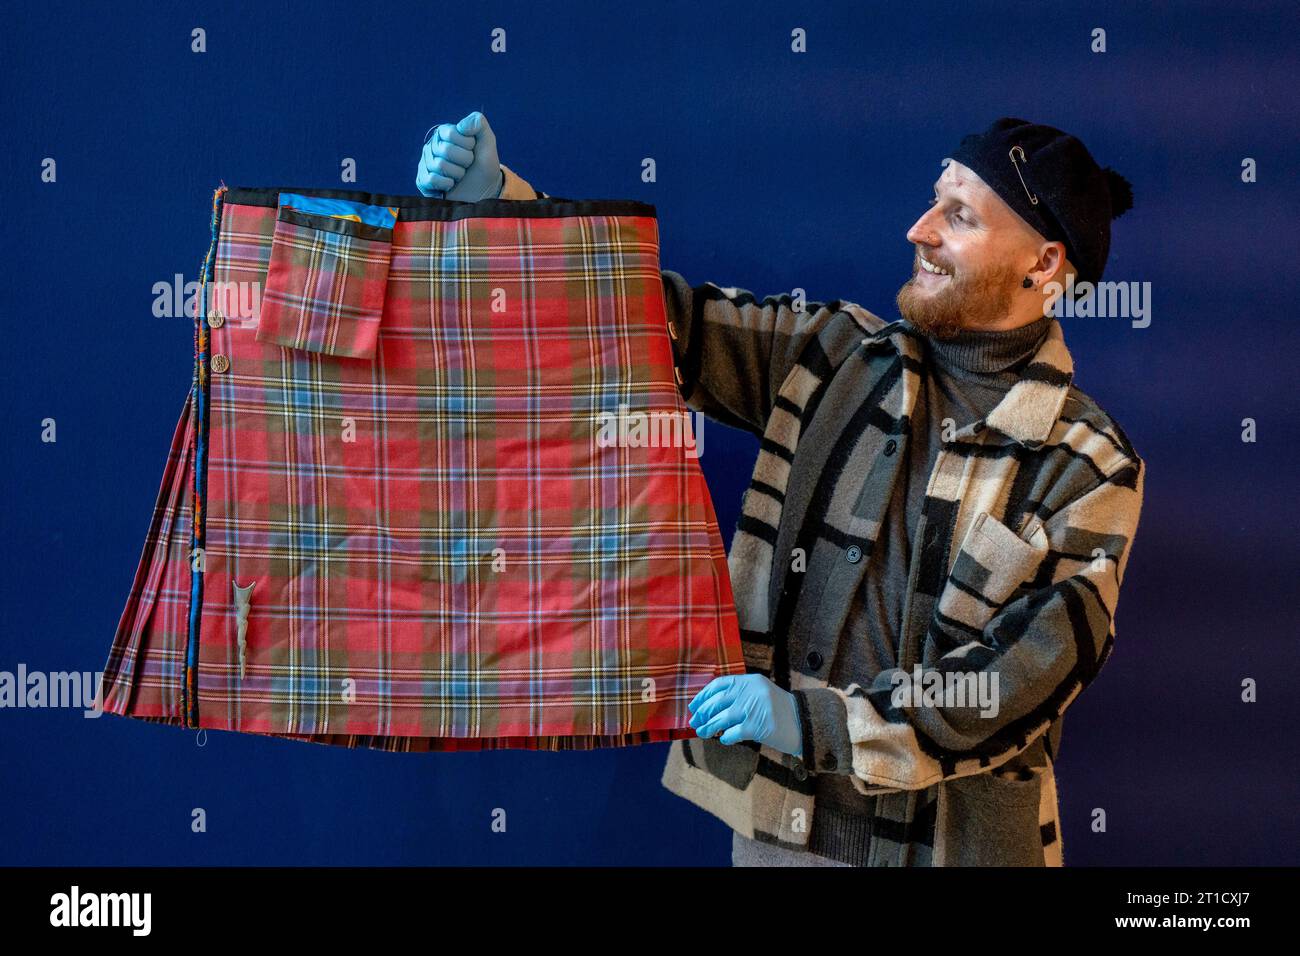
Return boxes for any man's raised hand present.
[416,110,505,201]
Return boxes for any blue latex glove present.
[688,673,803,757]
[415,111,505,201]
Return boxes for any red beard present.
[895,256,1020,339]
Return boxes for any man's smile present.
[913,250,952,285]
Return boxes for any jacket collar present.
[862,316,1075,448]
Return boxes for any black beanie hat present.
[948,117,1133,287]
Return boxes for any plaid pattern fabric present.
[101,185,746,751]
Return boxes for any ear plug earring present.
[1022,276,1034,288]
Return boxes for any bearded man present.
[418,114,1145,867]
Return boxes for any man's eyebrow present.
[932,180,975,206]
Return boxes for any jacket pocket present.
[935,768,1046,866]
[933,511,1049,639]
[686,736,761,791]
[255,193,397,360]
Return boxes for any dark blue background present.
[2,0,1297,865]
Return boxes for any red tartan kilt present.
[100,187,746,751]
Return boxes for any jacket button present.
[207,310,225,329]
[793,763,808,781]
[821,753,838,771]
[210,354,230,373]
[806,650,823,670]
[884,438,898,455]
[845,545,862,563]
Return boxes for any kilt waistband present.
[223,185,656,221]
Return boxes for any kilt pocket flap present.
[934,511,1049,636]
[255,193,398,360]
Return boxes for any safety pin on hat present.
[1008,145,1039,205]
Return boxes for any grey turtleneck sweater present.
[735,313,1054,867]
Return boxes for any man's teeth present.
[919,256,950,276]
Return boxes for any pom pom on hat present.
[1104,167,1134,219]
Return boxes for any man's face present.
[895,159,1034,340]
